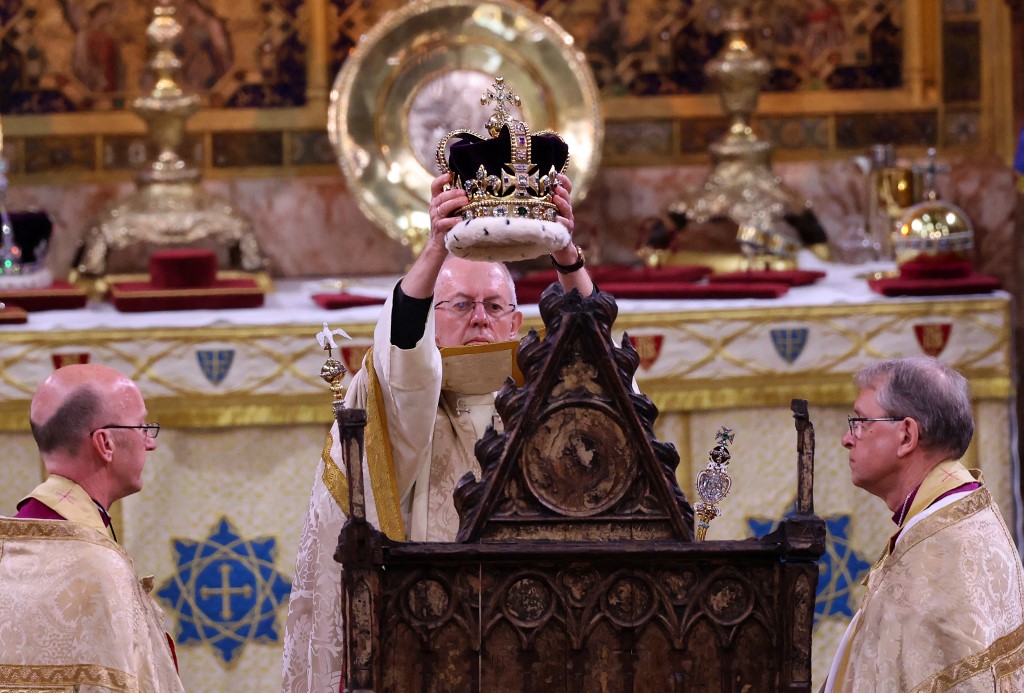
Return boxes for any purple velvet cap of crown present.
[8,210,53,264]
[447,124,568,195]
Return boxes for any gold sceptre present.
[694,426,735,541]
[316,322,351,415]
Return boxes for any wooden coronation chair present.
[331,285,826,692]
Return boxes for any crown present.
[435,77,571,262]
[0,157,53,289]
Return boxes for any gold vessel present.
[75,0,265,282]
[667,0,808,267]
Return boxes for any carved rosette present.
[382,563,777,660]
[521,405,636,516]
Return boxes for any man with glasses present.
[824,356,1024,691]
[283,172,593,691]
[0,363,183,691]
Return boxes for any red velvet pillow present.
[312,293,387,310]
[149,249,218,289]
[868,274,1001,297]
[0,304,28,324]
[601,281,789,300]
[0,281,88,311]
[514,265,712,304]
[897,258,973,280]
[708,270,826,287]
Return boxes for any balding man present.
[0,364,184,692]
[282,173,593,691]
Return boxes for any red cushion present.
[312,293,387,309]
[897,258,973,280]
[868,274,1001,297]
[149,249,218,289]
[0,305,28,323]
[109,278,264,312]
[0,281,89,311]
[708,270,826,287]
[515,265,712,304]
[601,281,789,300]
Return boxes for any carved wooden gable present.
[455,284,694,543]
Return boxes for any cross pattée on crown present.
[481,77,523,137]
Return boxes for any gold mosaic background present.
[0,0,1015,181]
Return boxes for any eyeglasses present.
[91,423,161,439]
[847,416,899,439]
[434,299,516,318]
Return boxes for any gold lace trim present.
[363,347,404,539]
[317,347,404,539]
[911,621,1024,692]
[0,663,136,692]
[0,518,124,559]
[321,429,348,515]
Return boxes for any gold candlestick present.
[75,0,265,281]
[694,426,735,541]
[669,0,806,263]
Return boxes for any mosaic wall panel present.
[758,116,831,151]
[834,111,938,149]
[945,109,982,147]
[326,0,905,99]
[211,131,284,168]
[287,130,336,167]
[23,134,95,173]
[0,0,972,113]
[678,117,729,154]
[602,120,675,160]
[0,0,307,114]
[943,20,981,103]
[102,134,205,172]
[0,0,996,172]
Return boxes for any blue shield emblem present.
[770,328,808,364]
[197,349,234,386]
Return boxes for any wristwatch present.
[550,244,586,274]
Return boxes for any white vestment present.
[281,292,497,693]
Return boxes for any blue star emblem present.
[748,502,871,625]
[157,516,292,665]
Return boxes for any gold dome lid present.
[893,200,973,264]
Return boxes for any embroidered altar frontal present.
[0,284,1015,691]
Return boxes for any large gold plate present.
[328,0,603,252]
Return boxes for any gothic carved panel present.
[455,285,693,542]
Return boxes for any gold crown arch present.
[328,0,603,255]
